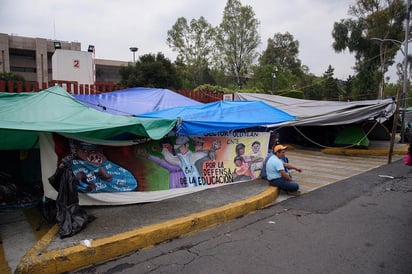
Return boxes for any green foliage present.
[0,72,26,92]
[352,61,380,99]
[302,77,324,100]
[119,53,181,89]
[259,32,302,76]
[158,0,409,102]
[167,16,216,87]
[194,84,265,94]
[0,72,25,81]
[215,0,261,88]
[277,89,304,99]
[332,0,406,99]
[384,82,401,98]
[322,65,340,100]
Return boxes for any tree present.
[343,75,354,100]
[0,72,25,81]
[167,16,216,88]
[259,32,302,76]
[332,0,405,99]
[322,65,340,100]
[257,32,304,93]
[119,53,181,89]
[215,0,261,88]
[302,75,324,100]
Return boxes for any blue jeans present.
[268,177,299,192]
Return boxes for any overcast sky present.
[0,0,404,82]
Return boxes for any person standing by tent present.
[266,144,301,194]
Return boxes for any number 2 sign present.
[73,59,80,68]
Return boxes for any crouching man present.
[266,145,301,195]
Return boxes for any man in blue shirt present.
[266,144,301,194]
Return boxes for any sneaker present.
[286,190,301,196]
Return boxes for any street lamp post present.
[400,0,411,143]
[129,47,138,63]
[371,0,411,144]
[370,37,404,100]
[271,66,278,94]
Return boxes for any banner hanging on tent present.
[42,132,269,204]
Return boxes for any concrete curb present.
[15,186,279,274]
[321,145,408,156]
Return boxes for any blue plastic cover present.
[74,87,202,115]
[136,100,296,135]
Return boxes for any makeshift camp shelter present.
[0,86,177,146]
[136,100,296,136]
[234,93,396,147]
[0,86,179,205]
[234,93,395,126]
[74,87,202,115]
[72,88,296,136]
[1,87,298,206]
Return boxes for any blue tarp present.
[136,100,296,135]
[74,87,202,115]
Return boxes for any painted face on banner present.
[178,143,190,154]
[252,143,261,153]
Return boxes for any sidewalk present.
[14,179,277,274]
[1,140,408,274]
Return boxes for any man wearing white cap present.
[162,136,209,187]
[266,144,300,194]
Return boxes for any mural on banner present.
[53,132,269,193]
[70,141,138,192]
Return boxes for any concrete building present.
[0,33,127,84]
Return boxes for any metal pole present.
[271,65,277,95]
[379,42,384,99]
[400,0,410,143]
[129,47,138,64]
[388,89,401,163]
[271,72,274,94]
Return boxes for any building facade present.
[0,33,127,84]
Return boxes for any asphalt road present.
[70,159,412,274]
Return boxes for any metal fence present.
[0,80,225,103]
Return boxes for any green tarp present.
[334,124,370,148]
[0,86,177,150]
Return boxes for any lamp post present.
[370,37,403,100]
[129,47,138,63]
[371,0,411,144]
[88,45,96,84]
[400,0,410,143]
[271,65,278,94]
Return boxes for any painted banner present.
[44,132,269,204]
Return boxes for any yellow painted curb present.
[15,225,59,274]
[321,146,408,156]
[15,186,279,274]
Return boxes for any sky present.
[0,0,404,82]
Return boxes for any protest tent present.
[0,86,177,149]
[234,93,396,147]
[74,87,203,115]
[136,100,296,136]
[233,93,395,126]
[0,86,180,205]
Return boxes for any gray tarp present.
[234,93,396,126]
